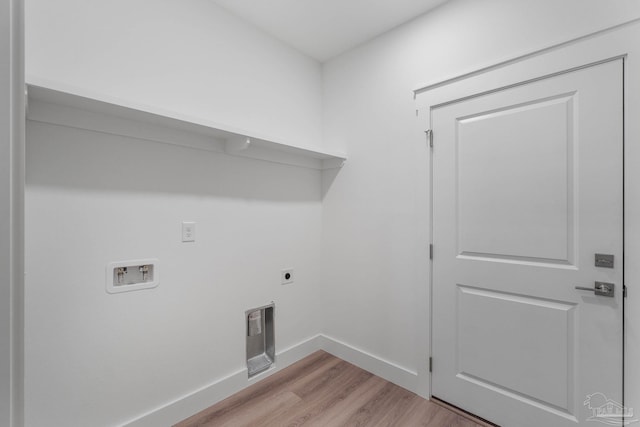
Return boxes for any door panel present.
[457,286,575,411]
[432,59,623,427]
[457,94,574,263]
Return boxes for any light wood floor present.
[175,350,487,427]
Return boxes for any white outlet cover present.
[281,268,294,285]
[182,221,196,242]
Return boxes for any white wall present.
[25,0,640,425]
[25,122,324,426]
[26,0,323,150]
[321,0,640,400]
[24,1,325,426]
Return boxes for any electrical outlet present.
[281,268,294,285]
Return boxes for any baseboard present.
[122,334,322,427]
[318,334,420,394]
[123,333,421,426]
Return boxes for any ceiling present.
[211,0,450,62]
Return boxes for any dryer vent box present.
[246,303,275,378]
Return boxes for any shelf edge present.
[25,80,347,170]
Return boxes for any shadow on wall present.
[322,167,342,200]
[26,120,322,202]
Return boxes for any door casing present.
[429,59,624,426]
[414,18,640,414]
[0,0,25,426]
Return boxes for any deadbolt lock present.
[595,254,614,268]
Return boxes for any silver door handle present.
[575,282,615,297]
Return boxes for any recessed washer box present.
[106,259,159,294]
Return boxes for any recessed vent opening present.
[246,303,275,378]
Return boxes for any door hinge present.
[429,357,433,373]
[425,129,433,148]
[429,244,433,260]
[624,285,627,298]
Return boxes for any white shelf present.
[25,82,346,170]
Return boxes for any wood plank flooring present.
[175,351,486,427]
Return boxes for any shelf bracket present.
[225,136,252,153]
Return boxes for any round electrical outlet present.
[281,269,294,285]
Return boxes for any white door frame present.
[0,0,24,425]
[415,18,640,414]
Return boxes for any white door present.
[431,59,623,427]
